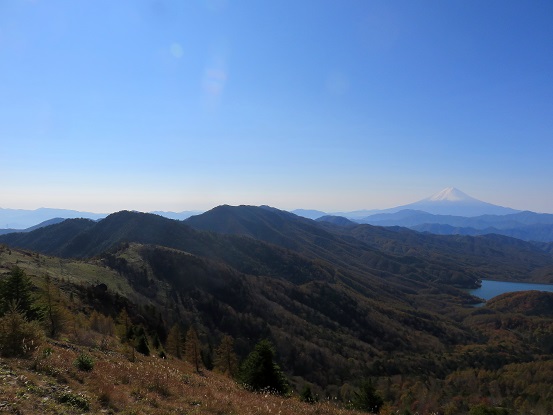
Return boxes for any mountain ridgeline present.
[2,206,553,412]
[3,207,553,290]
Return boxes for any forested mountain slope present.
[186,205,553,285]
[3,207,553,290]
[316,218,553,284]
[2,208,553,413]
[0,210,481,293]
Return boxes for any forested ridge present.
[1,207,553,414]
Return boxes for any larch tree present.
[185,326,202,373]
[38,274,69,338]
[166,323,184,359]
[214,334,239,377]
[116,308,131,342]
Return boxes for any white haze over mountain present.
[0,187,521,229]
[0,208,107,230]
[0,208,199,230]
[399,187,520,217]
[305,188,553,242]
[301,187,521,220]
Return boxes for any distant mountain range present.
[293,187,521,219]
[3,187,552,242]
[388,187,520,217]
[0,207,200,230]
[296,188,553,242]
[0,207,107,229]
[0,218,66,236]
[351,210,553,242]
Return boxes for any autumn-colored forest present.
[1,207,553,414]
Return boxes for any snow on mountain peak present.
[427,187,476,202]
[398,187,521,216]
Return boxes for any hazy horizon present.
[2,1,552,214]
[1,185,551,216]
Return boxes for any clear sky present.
[1,0,552,213]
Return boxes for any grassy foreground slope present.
[0,343,360,415]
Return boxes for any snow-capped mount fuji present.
[393,187,520,217]
[426,187,477,202]
[296,187,522,220]
[311,188,553,241]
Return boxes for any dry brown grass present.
[0,339,369,415]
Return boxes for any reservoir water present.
[468,280,553,301]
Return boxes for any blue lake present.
[468,280,553,301]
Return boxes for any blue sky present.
[1,0,552,213]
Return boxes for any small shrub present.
[300,385,317,403]
[57,391,90,410]
[75,352,95,371]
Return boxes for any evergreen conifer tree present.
[136,334,150,356]
[238,339,289,395]
[351,379,384,413]
[0,266,37,319]
[134,326,150,356]
[0,302,44,357]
